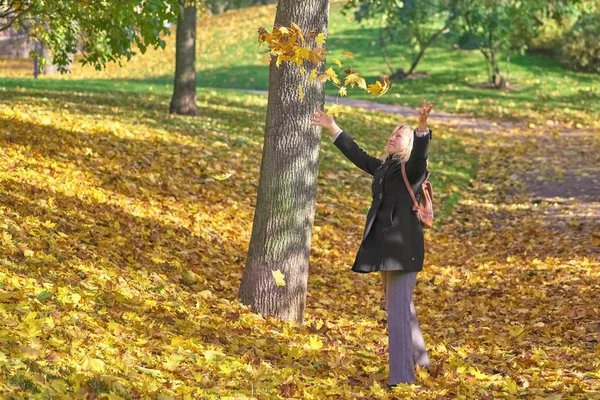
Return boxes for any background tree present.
[455,0,598,88]
[170,0,198,116]
[343,0,459,79]
[0,0,180,72]
[238,0,330,324]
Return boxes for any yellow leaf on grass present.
[308,335,323,350]
[332,58,342,68]
[509,325,525,337]
[272,269,286,286]
[213,170,233,180]
[81,355,106,373]
[341,51,354,59]
[164,354,184,371]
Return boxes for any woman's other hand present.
[311,108,341,137]
[417,100,434,132]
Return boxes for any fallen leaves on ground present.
[0,84,598,399]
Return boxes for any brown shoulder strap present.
[401,163,419,211]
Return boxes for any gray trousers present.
[381,270,430,385]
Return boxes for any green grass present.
[3,2,597,126]
[188,3,600,126]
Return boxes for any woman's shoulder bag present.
[400,163,434,229]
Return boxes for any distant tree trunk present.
[170,0,197,116]
[238,0,330,324]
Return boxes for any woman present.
[310,100,434,387]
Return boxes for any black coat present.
[333,129,431,273]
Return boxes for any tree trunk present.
[170,0,197,116]
[379,18,394,76]
[238,0,330,324]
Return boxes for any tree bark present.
[170,0,197,116]
[238,0,330,324]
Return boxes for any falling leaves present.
[344,73,367,90]
[256,20,393,114]
[317,66,340,85]
[0,3,599,397]
[272,269,286,286]
[325,103,344,117]
[367,77,392,97]
[315,32,326,45]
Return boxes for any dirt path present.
[514,128,600,257]
[238,88,516,133]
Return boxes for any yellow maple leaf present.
[308,335,323,350]
[332,58,342,68]
[164,354,184,371]
[338,86,347,97]
[341,51,354,59]
[289,21,305,45]
[298,84,304,103]
[345,73,367,90]
[317,67,340,85]
[326,104,344,117]
[292,46,310,66]
[308,47,327,65]
[278,26,290,35]
[315,33,326,45]
[367,77,391,97]
[81,356,105,373]
[308,69,317,83]
[272,269,286,286]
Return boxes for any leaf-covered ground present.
[1,84,599,398]
[1,1,599,398]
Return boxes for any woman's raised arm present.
[311,109,383,176]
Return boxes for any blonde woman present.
[310,100,434,387]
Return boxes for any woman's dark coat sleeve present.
[332,130,383,176]
[405,130,431,184]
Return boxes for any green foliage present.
[4,0,182,72]
[526,1,597,55]
[342,0,459,75]
[559,13,600,73]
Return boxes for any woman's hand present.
[310,108,340,136]
[417,99,434,132]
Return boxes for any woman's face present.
[386,125,412,154]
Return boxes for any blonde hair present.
[383,124,414,163]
